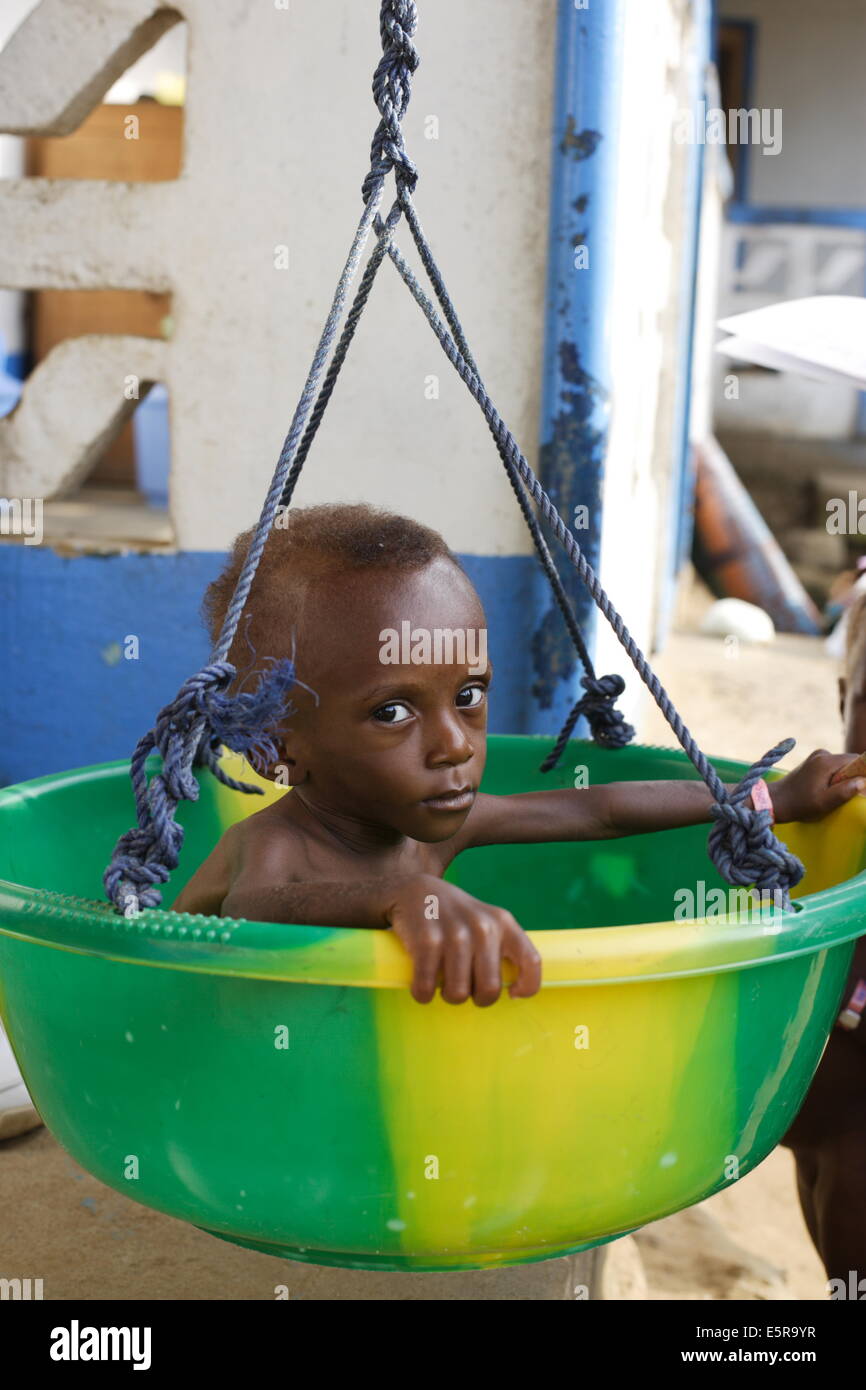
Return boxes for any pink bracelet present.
[750,778,774,823]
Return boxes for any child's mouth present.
[422,787,475,812]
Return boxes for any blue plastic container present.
[133,384,170,508]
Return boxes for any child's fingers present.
[469,924,504,1007]
[830,776,866,805]
[440,923,473,1004]
[504,929,543,999]
[409,926,444,1004]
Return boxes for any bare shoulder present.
[230,804,312,879]
[170,806,305,917]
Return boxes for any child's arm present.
[455,749,865,850]
[220,829,541,1006]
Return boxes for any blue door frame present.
[530,0,712,735]
[529,0,627,736]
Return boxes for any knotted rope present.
[539,674,632,773]
[104,659,299,911]
[707,738,804,902]
[104,0,804,915]
[361,0,419,204]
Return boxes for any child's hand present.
[769,749,866,823]
[386,875,542,1006]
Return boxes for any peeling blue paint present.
[559,118,602,162]
[530,0,627,737]
[532,342,607,710]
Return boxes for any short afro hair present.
[202,502,467,679]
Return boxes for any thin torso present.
[169,787,469,919]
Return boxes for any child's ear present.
[274,733,309,787]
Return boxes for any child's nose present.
[425,710,474,766]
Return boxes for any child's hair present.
[203,502,466,677]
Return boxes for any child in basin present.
[172,503,861,1007]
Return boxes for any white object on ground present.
[0,1021,41,1140]
[699,598,776,644]
[716,296,866,390]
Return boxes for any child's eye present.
[456,684,486,709]
[372,701,413,725]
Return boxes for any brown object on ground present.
[692,435,822,634]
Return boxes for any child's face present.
[276,557,491,843]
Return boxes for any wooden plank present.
[26,104,181,485]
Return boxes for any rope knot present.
[362,0,420,204]
[540,670,635,772]
[577,673,634,750]
[707,738,805,911]
[104,657,300,914]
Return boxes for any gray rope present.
[104,0,804,916]
[708,741,803,896]
[389,192,634,762]
[372,187,805,906]
[278,198,404,508]
[104,138,394,911]
[279,180,633,764]
[361,0,419,204]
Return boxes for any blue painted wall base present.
[0,546,549,787]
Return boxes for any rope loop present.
[707,738,805,910]
[362,0,420,204]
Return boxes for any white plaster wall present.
[0,0,38,364]
[0,0,186,97]
[0,0,38,47]
[595,0,703,718]
[691,64,733,447]
[0,0,556,556]
[0,0,702,685]
[0,0,186,365]
[254,0,556,559]
[717,0,866,208]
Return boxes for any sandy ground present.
[0,570,840,1299]
[630,569,841,1302]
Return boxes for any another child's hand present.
[769,749,866,823]
[386,875,542,1006]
